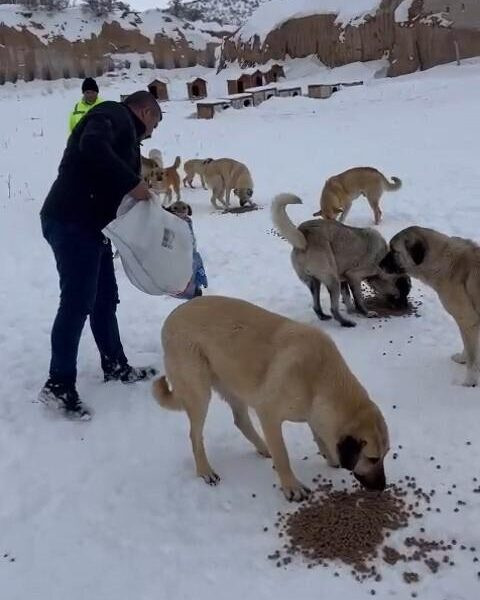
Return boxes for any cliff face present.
[0,7,223,84]
[221,0,480,77]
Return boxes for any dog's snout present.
[354,468,386,491]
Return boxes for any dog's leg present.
[200,174,207,190]
[227,397,271,458]
[341,282,355,313]
[309,277,331,321]
[457,322,480,387]
[310,428,340,468]
[184,396,220,485]
[344,274,377,318]
[339,199,352,223]
[366,193,382,225]
[174,179,181,201]
[325,277,356,327]
[225,187,232,208]
[183,175,189,188]
[256,410,310,502]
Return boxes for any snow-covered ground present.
[1,57,480,599]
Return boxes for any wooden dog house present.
[307,83,340,99]
[227,69,264,95]
[223,93,254,109]
[197,99,231,119]
[244,85,278,106]
[148,79,169,101]
[264,64,285,84]
[187,77,208,100]
[277,86,302,98]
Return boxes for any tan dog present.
[153,296,390,501]
[203,158,254,209]
[314,167,402,225]
[272,194,411,327]
[382,226,480,387]
[151,156,181,205]
[183,158,212,190]
[141,149,163,187]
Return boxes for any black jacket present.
[41,101,144,231]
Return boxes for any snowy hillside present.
[171,0,268,26]
[236,0,383,42]
[0,4,229,47]
[2,57,480,599]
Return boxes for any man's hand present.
[129,181,151,201]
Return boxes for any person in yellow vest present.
[69,78,103,133]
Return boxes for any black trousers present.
[41,216,128,386]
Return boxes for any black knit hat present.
[82,77,99,93]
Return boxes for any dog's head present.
[165,200,192,218]
[337,408,390,491]
[141,149,164,189]
[234,187,254,206]
[380,227,428,277]
[366,270,412,309]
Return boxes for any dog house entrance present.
[148,84,158,99]
[192,84,200,97]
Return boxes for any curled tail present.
[152,376,184,412]
[270,193,307,250]
[383,174,402,191]
[172,156,181,169]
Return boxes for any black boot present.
[39,379,92,421]
[103,361,158,384]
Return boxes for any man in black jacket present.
[39,91,162,420]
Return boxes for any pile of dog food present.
[363,284,423,319]
[267,447,480,595]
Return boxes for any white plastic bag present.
[103,195,194,296]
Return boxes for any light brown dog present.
[203,158,254,209]
[153,296,390,501]
[141,149,163,187]
[151,156,181,205]
[314,167,402,225]
[382,226,480,387]
[183,158,212,190]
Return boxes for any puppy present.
[314,167,402,225]
[272,194,411,327]
[203,158,254,209]
[183,158,212,190]
[382,226,480,387]
[164,200,192,218]
[153,296,390,501]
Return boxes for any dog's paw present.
[201,471,221,486]
[282,481,311,503]
[451,352,467,365]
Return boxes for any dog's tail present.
[271,194,307,250]
[382,174,402,191]
[152,376,184,412]
[172,156,181,169]
[148,148,163,168]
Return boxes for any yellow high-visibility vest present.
[68,97,103,133]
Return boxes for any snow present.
[0,5,221,49]
[394,0,415,23]
[2,56,480,599]
[236,0,382,43]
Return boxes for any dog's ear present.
[204,158,213,164]
[379,251,404,274]
[247,188,253,198]
[407,239,426,266]
[337,436,364,470]
[187,204,192,216]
